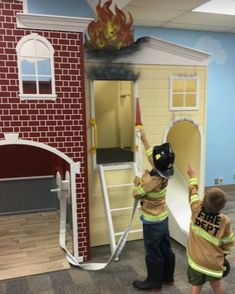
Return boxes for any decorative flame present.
[86,0,134,50]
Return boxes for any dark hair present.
[203,188,227,213]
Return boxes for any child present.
[132,128,175,291]
[187,164,234,294]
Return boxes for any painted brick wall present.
[0,0,89,260]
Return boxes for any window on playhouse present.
[16,33,56,100]
[90,80,136,167]
[169,76,199,111]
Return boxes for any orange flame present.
[86,0,134,50]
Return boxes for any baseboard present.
[205,184,235,192]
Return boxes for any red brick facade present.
[0,0,89,259]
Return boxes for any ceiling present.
[86,0,235,33]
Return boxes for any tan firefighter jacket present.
[187,177,234,278]
[132,169,169,222]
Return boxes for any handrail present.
[90,118,97,154]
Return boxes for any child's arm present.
[187,164,200,210]
[139,128,155,168]
[132,171,161,200]
[221,221,234,255]
[139,128,150,150]
[132,175,146,200]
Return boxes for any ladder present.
[98,162,142,256]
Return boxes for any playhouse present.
[0,0,209,276]
[85,36,209,248]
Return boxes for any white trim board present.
[16,13,93,32]
[86,36,210,66]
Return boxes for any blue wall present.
[27,0,95,18]
[27,0,235,186]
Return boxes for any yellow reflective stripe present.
[143,210,168,222]
[191,222,221,246]
[189,194,200,205]
[187,252,223,278]
[223,249,232,254]
[188,178,198,186]
[137,185,146,196]
[222,233,235,244]
[148,188,167,198]
[146,147,153,158]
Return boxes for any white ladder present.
[98,162,142,256]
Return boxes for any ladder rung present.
[114,229,143,236]
[107,183,133,188]
[110,206,133,212]
[98,162,141,256]
[102,163,136,171]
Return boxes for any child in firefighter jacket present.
[187,164,234,294]
[132,127,175,291]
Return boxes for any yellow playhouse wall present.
[136,64,207,176]
[85,64,207,246]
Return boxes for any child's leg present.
[209,279,224,294]
[191,285,203,294]
[159,223,175,284]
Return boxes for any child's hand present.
[187,164,196,178]
[133,176,140,186]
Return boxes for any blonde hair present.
[203,188,227,213]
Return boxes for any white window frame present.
[16,33,57,101]
[169,76,199,111]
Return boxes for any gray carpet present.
[0,192,234,294]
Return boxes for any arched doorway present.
[0,138,79,279]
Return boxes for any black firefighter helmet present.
[152,143,175,179]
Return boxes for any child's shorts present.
[187,266,220,285]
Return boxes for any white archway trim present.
[162,116,205,195]
[0,137,81,260]
[0,137,73,164]
[16,32,55,54]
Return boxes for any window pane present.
[36,41,49,57]
[21,58,36,75]
[22,76,37,94]
[185,94,196,107]
[37,58,51,75]
[173,80,184,92]
[39,76,52,94]
[185,79,197,92]
[172,94,184,107]
[21,40,35,57]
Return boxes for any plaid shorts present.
[187,266,220,286]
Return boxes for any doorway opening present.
[91,80,136,167]
[166,119,201,182]
[0,144,73,279]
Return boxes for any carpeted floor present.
[0,192,234,294]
